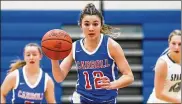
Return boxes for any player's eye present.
[33,54,37,56]
[26,54,30,56]
[84,23,89,26]
[93,23,98,26]
[172,42,176,45]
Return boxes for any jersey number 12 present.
[83,71,104,89]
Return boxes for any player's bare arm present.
[154,59,181,103]
[1,70,17,103]
[107,38,134,89]
[51,47,74,83]
[45,75,56,103]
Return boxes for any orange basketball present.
[41,29,72,60]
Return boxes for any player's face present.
[169,35,181,56]
[81,15,102,40]
[24,46,42,66]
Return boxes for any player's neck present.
[169,53,181,64]
[84,35,101,50]
[25,65,40,75]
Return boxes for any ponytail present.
[101,24,112,34]
[8,60,26,74]
[101,24,120,38]
[152,47,169,71]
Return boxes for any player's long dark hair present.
[8,43,42,73]
[78,3,120,37]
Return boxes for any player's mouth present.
[30,61,35,64]
[174,51,179,53]
[88,33,95,36]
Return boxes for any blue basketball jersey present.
[12,67,47,103]
[73,34,119,103]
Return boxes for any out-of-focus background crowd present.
[1,1,181,104]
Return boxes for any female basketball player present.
[1,43,56,103]
[147,30,181,103]
[51,3,134,104]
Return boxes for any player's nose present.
[175,45,180,49]
[30,55,33,59]
[89,25,94,31]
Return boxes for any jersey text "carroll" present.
[18,90,43,100]
[76,59,110,69]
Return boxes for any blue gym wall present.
[1,10,181,103]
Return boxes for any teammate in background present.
[51,3,134,104]
[1,43,56,103]
[147,30,181,103]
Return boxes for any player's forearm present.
[111,74,134,89]
[1,95,6,103]
[156,92,181,103]
[51,60,65,83]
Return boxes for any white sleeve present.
[72,42,76,60]
[107,37,114,60]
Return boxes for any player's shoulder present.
[159,54,168,60]
[156,56,168,69]
[157,58,167,65]
[158,54,172,65]
[108,37,122,49]
[154,58,168,74]
[6,69,19,80]
[3,70,19,87]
